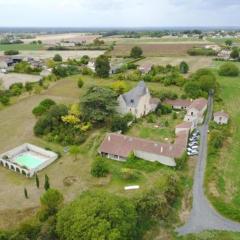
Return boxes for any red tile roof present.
[214,111,229,118]
[99,133,186,159]
[164,99,192,108]
[189,98,208,111]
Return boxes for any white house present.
[117,81,159,118]
[184,98,208,126]
[214,111,229,125]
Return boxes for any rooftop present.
[99,133,186,159]
[189,98,208,111]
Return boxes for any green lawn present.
[205,61,240,222]
[0,44,44,51]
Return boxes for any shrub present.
[77,78,84,88]
[120,168,141,180]
[179,61,189,74]
[40,99,56,109]
[0,95,10,105]
[218,63,239,77]
[53,54,62,62]
[91,158,109,177]
[111,115,129,133]
[4,49,19,55]
[32,105,47,117]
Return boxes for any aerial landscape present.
[1,0,240,239]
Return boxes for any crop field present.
[0,44,44,51]
[137,56,214,73]
[0,73,41,90]
[104,36,210,44]
[109,43,205,57]
[0,50,105,60]
[21,33,101,45]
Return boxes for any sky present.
[0,0,240,27]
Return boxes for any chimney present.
[160,146,163,153]
[108,136,111,141]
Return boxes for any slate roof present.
[121,81,148,107]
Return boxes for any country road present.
[177,95,240,235]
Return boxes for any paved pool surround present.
[0,143,58,177]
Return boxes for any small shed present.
[213,111,229,125]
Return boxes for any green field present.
[0,44,44,51]
[205,61,240,222]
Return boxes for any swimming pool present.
[15,153,46,169]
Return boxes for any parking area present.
[187,129,200,156]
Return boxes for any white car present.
[191,145,199,150]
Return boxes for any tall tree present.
[130,46,143,58]
[44,175,50,191]
[56,190,137,240]
[80,86,118,123]
[95,55,110,78]
[24,188,29,199]
[179,61,189,74]
[35,174,40,188]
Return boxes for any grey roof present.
[121,81,148,107]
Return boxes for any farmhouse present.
[213,111,229,125]
[117,81,159,118]
[184,98,208,126]
[99,133,188,167]
[0,143,58,177]
[164,99,192,110]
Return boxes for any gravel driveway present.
[177,95,240,235]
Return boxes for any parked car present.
[188,142,198,147]
[191,145,199,150]
[187,150,199,156]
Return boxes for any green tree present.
[219,63,239,77]
[35,174,40,188]
[24,188,28,199]
[225,39,233,46]
[25,82,33,92]
[184,81,202,99]
[77,78,84,88]
[69,146,81,161]
[0,95,10,105]
[80,86,118,123]
[53,54,62,62]
[95,55,110,78]
[230,48,239,59]
[91,158,109,177]
[40,189,63,220]
[56,191,137,240]
[111,115,129,133]
[179,61,189,74]
[130,46,143,58]
[44,175,50,191]
[80,55,90,65]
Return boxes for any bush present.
[4,49,19,55]
[0,95,10,105]
[32,105,48,117]
[53,54,62,62]
[218,63,239,77]
[120,168,141,180]
[111,115,129,133]
[91,158,109,177]
[77,78,84,88]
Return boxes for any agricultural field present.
[109,43,205,57]
[0,44,44,51]
[0,50,105,60]
[0,73,41,89]
[21,33,101,45]
[137,56,214,73]
[205,61,240,222]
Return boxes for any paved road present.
[177,95,240,235]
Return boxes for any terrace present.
[0,143,58,177]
